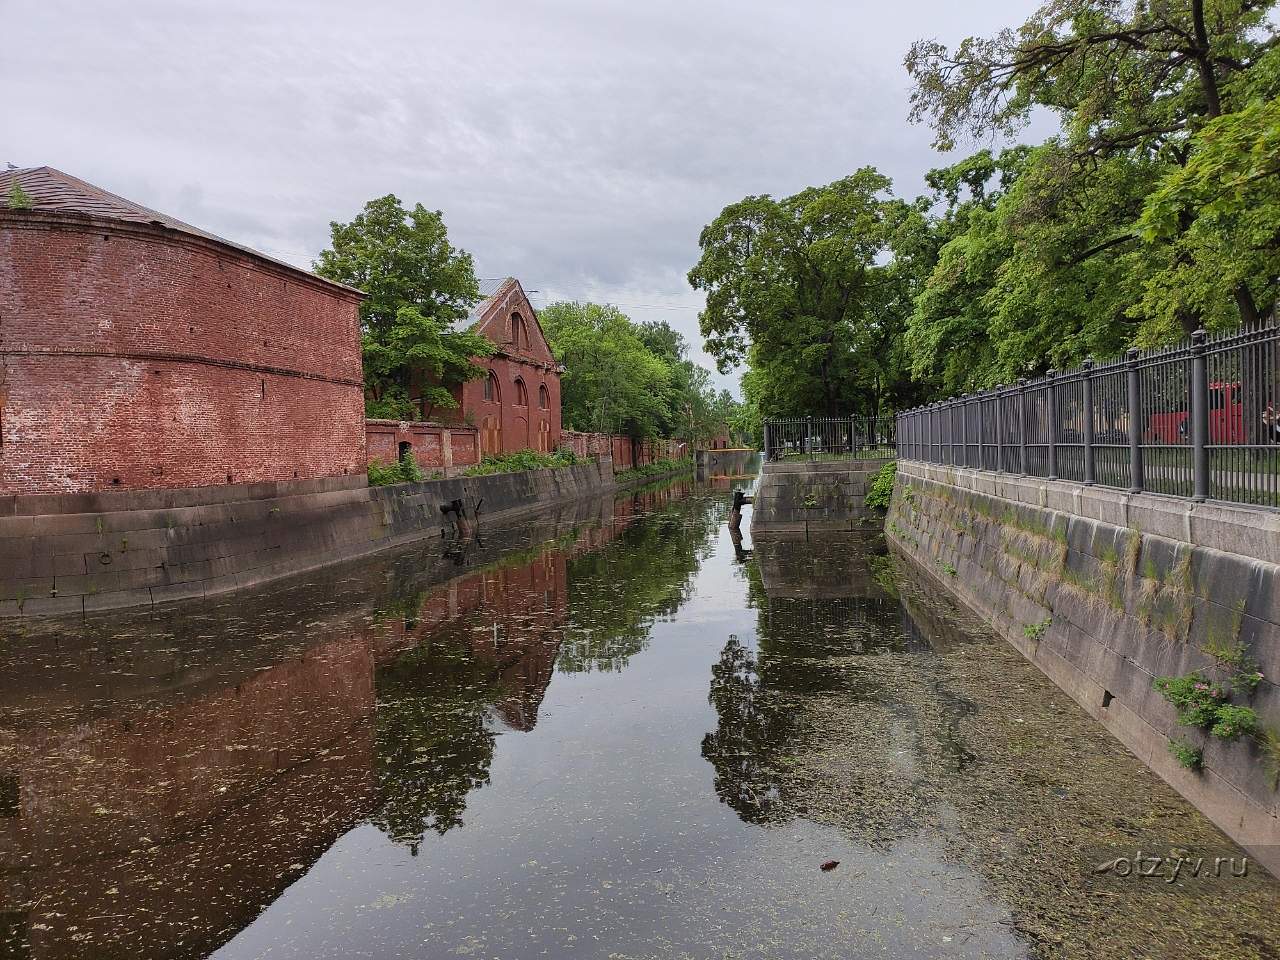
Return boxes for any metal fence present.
[763,416,897,462]
[897,324,1280,508]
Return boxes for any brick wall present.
[0,211,366,495]
[457,355,562,456]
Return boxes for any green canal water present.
[1,477,1277,959]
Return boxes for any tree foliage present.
[315,195,494,420]
[538,301,673,437]
[540,305,740,442]
[689,169,921,417]
[904,0,1280,351]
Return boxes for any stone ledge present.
[897,459,1280,567]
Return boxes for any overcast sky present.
[3,0,1039,393]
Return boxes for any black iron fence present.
[897,324,1280,508]
[763,416,896,462]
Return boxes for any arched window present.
[483,371,500,403]
[538,384,549,409]
[512,313,528,349]
[515,378,529,406]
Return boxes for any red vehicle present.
[1145,381,1245,444]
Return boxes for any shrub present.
[864,461,897,511]
[6,179,33,209]
[1211,704,1259,741]
[1023,618,1051,641]
[367,448,426,486]
[1154,672,1229,729]
[1169,739,1203,772]
[1154,672,1258,742]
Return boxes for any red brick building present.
[455,278,562,456]
[0,167,366,497]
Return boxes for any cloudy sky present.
[4,0,1038,392]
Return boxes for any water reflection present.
[0,478,708,960]
[2,475,1278,960]
[703,533,1280,957]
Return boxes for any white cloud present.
[2,0,1042,394]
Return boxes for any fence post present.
[763,420,772,461]
[976,394,986,469]
[994,388,1004,472]
[1016,380,1028,475]
[1191,329,1210,502]
[1126,348,1145,493]
[1082,358,1096,485]
[1046,370,1059,480]
[958,395,968,467]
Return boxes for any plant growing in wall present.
[1169,739,1203,772]
[864,461,897,511]
[1154,672,1262,764]
[5,177,32,209]
[1023,618,1051,641]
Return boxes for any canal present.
[1,477,1278,959]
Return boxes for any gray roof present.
[468,277,517,326]
[0,166,361,296]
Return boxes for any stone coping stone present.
[897,459,1280,567]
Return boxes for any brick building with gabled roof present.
[455,277,562,456]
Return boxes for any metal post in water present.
[1126,349,1145,493]
[1191,329,1210,501]
[1082,358,1096,485]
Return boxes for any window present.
[539,384,549,409]
[483,371,500,402]
[515,378,529,406]
[512,313,528,349]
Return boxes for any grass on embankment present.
[369,448,691,485]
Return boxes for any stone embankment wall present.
[751,459,891,534]
[0,458,687,618]
[886,459,1280,874]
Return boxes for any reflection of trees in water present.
[556,502,722,674]
[371,632,503,853]
[700,636,792,824]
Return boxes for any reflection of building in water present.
[0,480,699,960]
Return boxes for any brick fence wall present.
[0,210,366,496]
[366,420,480,472]
[560,430,688,468]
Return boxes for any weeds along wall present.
[886,460,1280,875]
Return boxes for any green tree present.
[906,0,1280,338]
[688,168,912,416]
[539,301,672,438]
[315,195,495,420]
